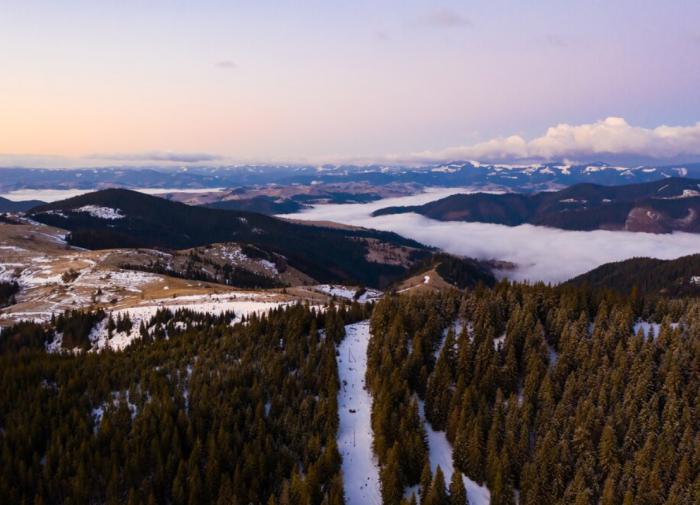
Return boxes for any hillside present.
[0,196,45,212]
[373,177,700,233]
[565,253,700,297]
[205,195,307,214]
[28,189,487,288]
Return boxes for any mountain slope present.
[205,195,307,214]
[29,189,477,288]
[566,254,700,297]
[0,196,45,212]
[374,178,700,233]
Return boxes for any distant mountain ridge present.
[204,196,307,214]
[0,196,45,212]
[2,161,700,193]
[28,189,494,289]
[373,177,700,233]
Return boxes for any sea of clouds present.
[280,187,700,283]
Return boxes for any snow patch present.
[74,205,125,219]
[313,284,382,302]
[92,391,139,431]
[632,320,678,340]
[89,292,291,351]
[418,401,491,505]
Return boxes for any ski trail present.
[337,321,381,505]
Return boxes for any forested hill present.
[566,253,700,298]
[373,177,700,233]
[28,188,484,288]
[366,286,700,504]
[204,195,307,214]
[0,196,45,212]
[0,302,364,504]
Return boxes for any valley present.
[281,186,700,282]
[373,177,700,233]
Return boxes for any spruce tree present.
[448,471,468,505]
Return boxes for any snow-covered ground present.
[418,400,491,505]
[633,320,679,339]
[86,292,293,351]
[313,284,382,303]
[1,251,166,324]
[74,205,125,219]
[217,244,279,275]
[92,391,139,429]
[337,321,381,505]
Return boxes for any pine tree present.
[598,424,618,474]
[420,460,433,499]
[381,446,404,505]
[424,466,448,505]
[448,470,468,505]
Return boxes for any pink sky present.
[1,1,699,166]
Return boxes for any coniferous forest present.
[3,281,700,504]
[367,284,700,505]
[0,302,369,504]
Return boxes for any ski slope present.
[337,321,381,505]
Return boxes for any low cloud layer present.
[281,189,700,283]
[404,117,700,164]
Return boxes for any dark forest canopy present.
[0,281,19,308]
[367,284,700,505]
[0,301,370,505]
[567,253,700,298]
[2,279,700,504]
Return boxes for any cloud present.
[215,60,237,69]
[404,117,700,163]
[538,33,568,48]
[280,189,700,283]
[418,8,471,28]
[373,30,390,41]
[91,151,224,163]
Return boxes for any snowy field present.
[337,321,381,505]
[280,189,700,283]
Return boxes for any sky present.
[2,0,700,167]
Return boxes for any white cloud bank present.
[3,117,700,168]
[280,189,700,283]
[404,117,700,164]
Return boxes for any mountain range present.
[373,177,700,233]
[2,161,700,194]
